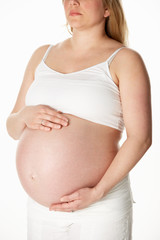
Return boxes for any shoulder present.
[120,47,143,61]
[110,46,148,84]
[114,47,150,92]
[115,47,145,73]
[31,44,51,61]
[32,40,67,60]
[26,44,52,73]
[26,41,67,74]
[104,38,143,67]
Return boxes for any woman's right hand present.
[19,104,69,131]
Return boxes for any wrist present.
[93,185,105,201]
[14,108,27,134]
[6,109,27,140]
[18,106,28,125]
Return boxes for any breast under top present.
[25,44,126,132]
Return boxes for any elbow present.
[144,136,152,150]
[144,128,152,149]
[11,135,20,141]
[11,136,19,141]
[6,127,19,141]
[128,132,152,151]
[6,117,20,141]
[138,135,152,151]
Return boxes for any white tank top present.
[25,44,126,131]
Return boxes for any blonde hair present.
[62,0,129,46]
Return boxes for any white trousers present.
[27,175,134,240]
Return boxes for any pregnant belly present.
[16,114,120,208]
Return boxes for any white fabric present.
[27,174,134,240]
[25,45,126,131]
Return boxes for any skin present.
[50,0,152,212]
[7,0,152,212]
[63,0,110,52]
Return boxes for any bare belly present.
[16,113,121,208]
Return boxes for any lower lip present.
[70,13,81,16]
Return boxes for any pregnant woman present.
[6,0,152,239]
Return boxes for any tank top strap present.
[107,46,126,66]
[43,44,53,61]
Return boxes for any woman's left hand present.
[49,187,100,212]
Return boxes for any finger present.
[39,119,62,129]
[38,105,69,122]
[39,125,52,131]
[31,123,51,131]
[62,202,71,208]
[40,114,69,127]
[60,200,80,211]
[50,202,70,211]
[60,192,79,202]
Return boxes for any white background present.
[0,0,160,239]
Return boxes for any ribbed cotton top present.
[25,44,126,131]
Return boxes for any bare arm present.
[94,48,152,199]
[6,45,50,140]
[6,44,69,140]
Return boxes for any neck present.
[69,29,110,53]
